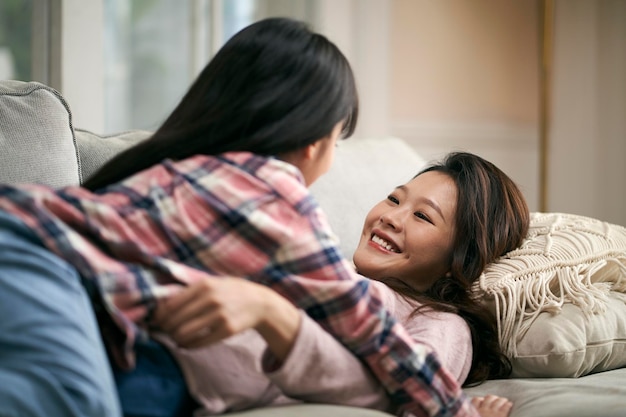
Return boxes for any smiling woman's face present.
[353,171,458,291]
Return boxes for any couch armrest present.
[0,80,80,187]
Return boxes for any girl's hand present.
[151,277,301,361]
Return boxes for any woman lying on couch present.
[0,18,525,417]
[151,151,528,417]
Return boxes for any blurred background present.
[0,0,624,225]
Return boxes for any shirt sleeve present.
[402,310,473,385]
[265,205,479,417]
[370,281,473,385]
[261,311,391,411]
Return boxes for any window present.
[103,0,315,133]
[16,1,382,136]
[0,0,33,81]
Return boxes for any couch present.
[1,80,625,417]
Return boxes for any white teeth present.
[371,234,399,253]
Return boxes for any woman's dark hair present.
[387,151,529,386]
[84,17,358,190]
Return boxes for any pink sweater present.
[159,279,472,415]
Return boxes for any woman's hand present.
[471,395,513,417]
[151,277,301,362]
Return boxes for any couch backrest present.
[74,128,151,182]
[310,137,426,259]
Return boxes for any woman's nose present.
[380,209,405,230]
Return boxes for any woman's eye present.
[414,212,432,223]
[387,195,399,204]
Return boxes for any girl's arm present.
[262,312,390,410]
[152,276,391,410]
[152,277,300,362]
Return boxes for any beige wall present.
[387,0,626,227]
[548,0,626,226]
[388,0,542,212]
[390,0,540,125]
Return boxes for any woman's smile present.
[369,231,401,253]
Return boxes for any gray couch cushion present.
[0,80,80,187]
[310,137,427,260]
[74,128,151,183]
[224,404,393,416]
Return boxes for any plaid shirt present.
[0,152,478,417]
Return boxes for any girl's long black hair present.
[85,18,358,190]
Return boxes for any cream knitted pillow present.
[474,212,626,377]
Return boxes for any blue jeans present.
[0,211,121,417]
[113,339,198,417]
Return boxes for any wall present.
[388,0,541,212]
[314,0,391,139]
[548,0,626,225]
[386,0,626,226]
